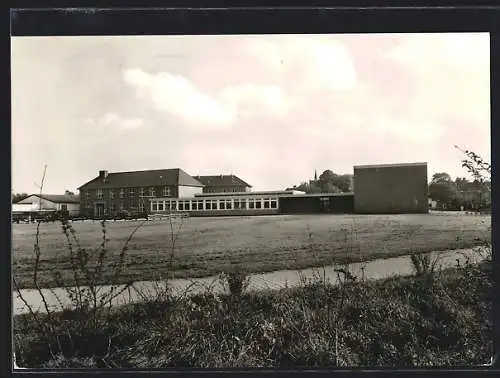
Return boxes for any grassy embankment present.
[14,256,492,368]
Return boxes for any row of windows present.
[151,198,279,212]
[204,187,246,193]
[87,186,172,200]
[86,202,146,212]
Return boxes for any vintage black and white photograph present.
[11,31,492,368]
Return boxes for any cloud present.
[123,68,234,129]
[123,68,289,129]
[384,33,489,72]
[242,35,358,92]
[83,112,144,130]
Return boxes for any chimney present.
[99,170,109,181]
[220,174,223,179]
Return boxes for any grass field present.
[12,213,491,289]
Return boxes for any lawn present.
[12,213,491,289]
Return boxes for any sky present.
[11,33,490,194]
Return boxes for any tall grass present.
[13,211,190,368]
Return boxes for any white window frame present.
[149,187,155,197]
[255,198,262,209]
[163,186,170,197]
[109,189,114,199]
[129,188,135,197]
[120,188,124,198]
[96,188,103,199]
[271,198,278,209]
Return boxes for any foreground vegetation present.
[14,256,492,368]
[12,213,491,289]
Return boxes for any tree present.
[431,172,452,184]
[318,170,352,193]
[455,145,491,210]
[12,193,29,203]
[428,172,458,209]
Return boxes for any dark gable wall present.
[353,165,428,214]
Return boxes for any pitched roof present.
[78,168,204,190]
[194,174,252,188]
[17,194,80,204]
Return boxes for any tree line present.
[429,172,491,211]
[287,170,353,194]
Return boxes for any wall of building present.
[17,196,57,211]
[182,209,280,217]
[279,194,354,214]
[353,164,428,214]
[79,185,178,217]
[59,203,80,216]
[178,185,203,198]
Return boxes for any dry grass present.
[12,213,491,289]
[14,259,492,368]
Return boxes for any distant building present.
[15,194,80,216]
[78,168,204,218]
[353,162,429,214]
[195,174,252,194]
[76,162,432,218]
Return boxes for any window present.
[240,199,247,209]
[129,188,135,197]
[248,199,255,209]
[165,201,171,211]
[149,187,155,197]
[61,204,67,211]
[219,200,226,210]
[85,190,90,199]
[120,202,124,212]
[184,201,191,211]
[205,200,212,210]
[152,201,158,211]
[171,201,177,211]
[163,186,171,197]
[138,202,144,212]
[255,199,262,209]
[197,200,204,210]
[158,201,164,211]
[178,201,184,211]
[192,201,198,210]
[226,200,232,210]
[120,188,124,198]
[109,189,114,199]
[264,198,271,209]
[234,199,241,209]
[271,199,278,209]
[130,199,135,208]
[110,202,116,212]
[139,188,145,197]
[97,188,103,199]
